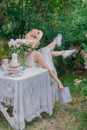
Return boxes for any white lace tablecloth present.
[0,67,53,130]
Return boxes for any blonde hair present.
[25,29,43,41]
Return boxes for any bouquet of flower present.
[8,38,34,55]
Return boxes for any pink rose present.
[83,53,87,59]
[8,39,17,47]
[84,66,87,69]
[16,44,20,48]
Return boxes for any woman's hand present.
[58,82,64,93]
[58,87,64,93]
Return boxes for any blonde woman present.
[25,29,75,106]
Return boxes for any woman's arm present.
[37,30,43,41]
[32,30,43,48]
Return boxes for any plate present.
[7,72,23,77]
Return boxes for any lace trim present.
[25,106,53,122]
[0,95,13,106]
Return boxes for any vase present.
[19,55,26,70]
[12,53,18,63]
[9,53,20,68]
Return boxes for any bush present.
[0,39,9,61]
[80,78,87,96]
[0,0,87,72]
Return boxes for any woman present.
[25,29,75,106]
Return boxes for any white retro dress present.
[25,47,58,107]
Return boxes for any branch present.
[5,0,10,8]
[43,0,51,19]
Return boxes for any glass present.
[2,59,9,71]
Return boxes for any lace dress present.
[39,47,58,106]
[25,51,39,67]
[25,48,58,107]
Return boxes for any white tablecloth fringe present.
[0,95,13,106]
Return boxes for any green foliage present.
[82,43,87,52]
[0,0,87,44]
[75,111,87,130]
[54,53,84,75]
[0,0,87,72]
[60,72,75,93]
[54,56,65,75]
[80,78,87,96]
[64,57,75,70]
[74,53,84,69]
[59,1,87,42]
[0,39,9,61]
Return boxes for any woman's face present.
[25,29,41,48]
[30,29,40,48]
[30,29,39,38]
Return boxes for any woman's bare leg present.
[47,34,62,51]
[46,35,76,58]
[35,51,64,92]
[51,49,76,58]
[51,51,65,57]
[47,39,58,52]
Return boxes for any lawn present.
[0,70,87,130]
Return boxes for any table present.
[0,67,53,130]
